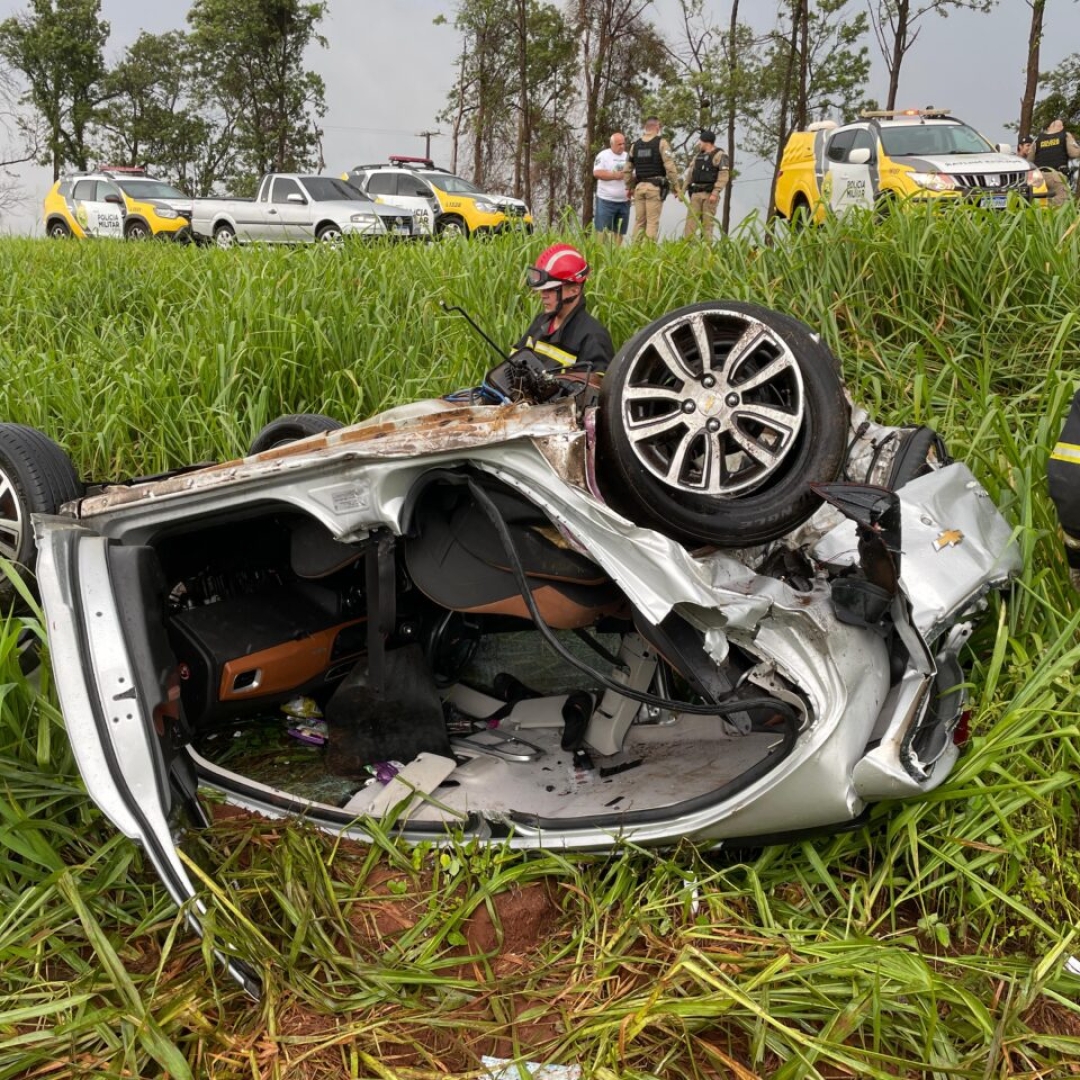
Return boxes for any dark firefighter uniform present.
[514,300,614,375]
[1049,387,1080,589]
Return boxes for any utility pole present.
[417,130,442,160]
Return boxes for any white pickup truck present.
[192,173,419,247]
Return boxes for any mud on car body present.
[3,302,1019,996]
[774,108,1047,223]
[43,167,193,241]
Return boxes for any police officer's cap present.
[700,129,716,143]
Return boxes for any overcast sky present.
[0,0,1072,235]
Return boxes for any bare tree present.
[1019,0,1044,140]
[867,1,996,111]
[0,62,39,219]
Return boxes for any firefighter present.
[1049,387,1080,590]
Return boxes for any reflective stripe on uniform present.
[1051,441,1080,464]
[527,338,577,368]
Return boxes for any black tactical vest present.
[631,137,665,182]
[1034,132,1069,171]
[690,150,722,190]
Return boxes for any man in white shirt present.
[592,132,631,243]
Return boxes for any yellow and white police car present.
[43,167,193,240]
[774,109,1047,222]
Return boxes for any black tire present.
[0,424,83,605]
[125,219,151,240]
[436,214,469,239]
[249,413,343,454]
[316,223,344,243]
[789,196,813,228]
[597,301,849,548]
[47,219,71,239]
[213,223,237,249]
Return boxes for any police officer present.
[683,129,730,240]
[1025,118,1080,207]
[624,116,682,242]
[514,243,614,375]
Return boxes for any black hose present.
[465,478,801,724]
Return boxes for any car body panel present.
[190,173,418,244]
[30,328,1019,994]
[43,170,193,240]
[774,112,1048,222]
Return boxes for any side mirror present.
[287,192,307,205]
[104,193,124,205]
[848,147,872,166]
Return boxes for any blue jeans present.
[594,197,630,235]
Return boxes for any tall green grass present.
[1,209,1079,1078]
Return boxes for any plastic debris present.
[281,696,323,719]
[480,1057,582,1079]
[287,719,328,746]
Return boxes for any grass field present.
[1,209,1080,1079]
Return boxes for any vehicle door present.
[71,178,125,238]
[266,177,311,241]
[825,127,875,214]
[365,171,435,233]
[34,520,261,996]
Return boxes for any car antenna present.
[439,301,509,363]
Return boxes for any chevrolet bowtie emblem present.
[933,529,964,550]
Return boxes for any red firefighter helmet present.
[525,244,590,290]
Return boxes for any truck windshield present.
[878,123,995,157]
[116,179,188,200]
[301,177,371,202]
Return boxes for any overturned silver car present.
[6,302,1017,994]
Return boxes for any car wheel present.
[248,414,343,454]
[0,424,83,604]
[789,196,812,228]
[213,224,237,249]
[47,220,71,239]
[125,220,151,240]
[436,215,469,239]
[597,301,849,548]
[317,224,344,243]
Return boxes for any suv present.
[773,109,1047,222]
[43,167,193,240]
[346,156,533,237]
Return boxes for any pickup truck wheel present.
[436,215,469,239]
[0,424,83,605]
[249,414,343,454]
[789,196,813,228]
[47,220,71,239]
[213,223,237,249]
[125,219,151,240]
[597,301,849,547]
[317,224,344,243]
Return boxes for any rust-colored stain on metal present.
[77,402,581,515]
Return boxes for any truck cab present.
[773,109,1048,223]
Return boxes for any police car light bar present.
[859,108,951,119]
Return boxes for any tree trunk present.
[767,0,802,221]
[885,0,910,111]
[721,0,739,234]
[1020,0,1044,138]
[515,0,532,205]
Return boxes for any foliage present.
[186,0,328,194]
[0,0,108,179]
[93,30,237,196]
[3,208,1080,1076]
[1030,50,1080,136]
[867,0,998,111]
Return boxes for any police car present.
[346,157,533,238]
[43,167,193,241]
[773,109,1048,222]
